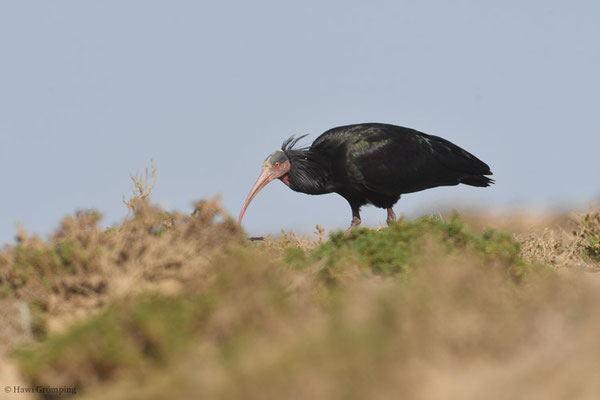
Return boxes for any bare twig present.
[314,225,325,243]
[123,160,157,214]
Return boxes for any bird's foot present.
[386,208,396,226]
[344,216,361,235]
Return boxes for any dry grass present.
[1,163,600,399]
[520,208,600,270]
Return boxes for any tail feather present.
[425,134,490,174]
[459,174,495,187]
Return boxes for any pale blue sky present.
[1,1,598,243]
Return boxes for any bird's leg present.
[344,207,361,234]
[386,208,396,225]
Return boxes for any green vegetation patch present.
[311,214,533,282]
[13,244,64,274]
[579,211,600,262]
[15,294,213,388]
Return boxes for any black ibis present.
[238,123,494,232]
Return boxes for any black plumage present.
[239,122,494,231]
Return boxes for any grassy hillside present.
[1,168,599,399]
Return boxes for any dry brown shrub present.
[0,195,244,351]
[520,207,600,270]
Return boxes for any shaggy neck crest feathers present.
[280,135,329,194]
[281,135,309,155]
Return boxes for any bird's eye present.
[274,162,280,167]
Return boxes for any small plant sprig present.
[123,160,157,215]
[575,209,600,261]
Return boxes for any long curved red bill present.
[238,167,275,225]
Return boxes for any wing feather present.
[311,123,492,196]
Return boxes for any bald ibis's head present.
[238,149,291,225]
